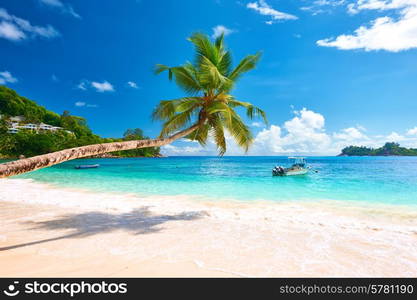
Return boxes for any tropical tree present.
[0,33,266,178]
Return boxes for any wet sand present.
[1,179,416,277]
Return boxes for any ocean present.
[8,156,417,206]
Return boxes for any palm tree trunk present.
[0,124,199,178]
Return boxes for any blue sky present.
[1,0,417,155]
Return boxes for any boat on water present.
[272,157,309,176]
[75,164,100,169]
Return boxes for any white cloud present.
[407,127,417,135]
[317,0,417,51]
[333,127,368,141]
[39,0,81,19]
[0,71,18,84]
[77,80,115,92]
[301,0,347,15]
[91,81,114,92]
[247,0,298,24]
[0,8,59,41]
[164,108,331,156]
[347,3,359,14]
[348,0,416,12]
[162,144,208,155]
[127,81,139,89]
[76,80,88,90]
[0,21,25,40]
[251,121,265,128]
[161,108,417,156]
[251,108,332,154]
[386,131,406,141]
[212,25,234,38]
[75,101,98,108]
[331,126,376,152]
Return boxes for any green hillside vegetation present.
[0,86,160,158]
[0,86,62,126]
[340,142,417,156]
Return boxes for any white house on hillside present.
[3,116,73,135]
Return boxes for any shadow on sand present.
[0,207,206,251]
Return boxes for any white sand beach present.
[0,178,416,277]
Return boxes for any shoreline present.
[1,178,416,277]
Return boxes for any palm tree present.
[0,33,266,178]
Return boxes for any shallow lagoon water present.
[9,156,417,206]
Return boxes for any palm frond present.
[188,32,220,67]
[218,50,232,77]
[199,56,232,90]
[175,97,202,113]
[159,107,197,137]
[246,105,268,124]
[222,108,253,152]
[229,52,261,82]
[228,99,268,124]
[186,122,210,146]
[170,66,202,94]
[154,64,173,80]
[152,97,202,121]
[205,101,227,114]
[152,100,177,121]
[215,33,225,52]
[209,114,227,155]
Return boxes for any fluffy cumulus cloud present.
[0,71,17,84]
[250,108,332,155]
[211,25,235,38]
[317,0,417,51]
[39,0,81,19]
[333,127,368,141]
[0,8,59,41]
[247,0,298,24]
[386,131,407,141]
[161,108,417,156]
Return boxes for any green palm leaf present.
[159,107,197,137]
[170,66,202,94]
[188,32,220,67]
[223,108,253,152]
[186,122,210,146]
[228,99,268,124]
[229,53,261,82]
[209,114,227,155]
[152,97,201,121]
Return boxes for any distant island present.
[339,142,417,156]
[0,86,161,158]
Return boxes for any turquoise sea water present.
[7,156,417,206]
